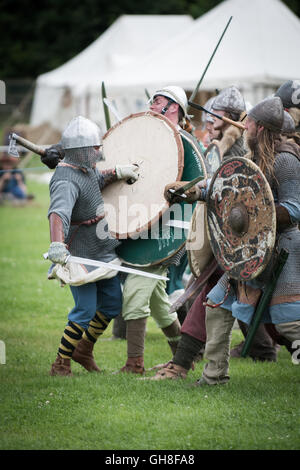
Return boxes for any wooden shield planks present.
[97,111,184,238]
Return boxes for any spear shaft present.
[188,16,233,108]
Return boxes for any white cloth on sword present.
[48,257,121,286]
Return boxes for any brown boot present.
[120,356,145,374]
[148,362,188,381]
[230,341,244,358]
[72,338,101,372]
[49,355,72,376]
[162,319,181,355]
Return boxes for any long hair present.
[255,127,278,180]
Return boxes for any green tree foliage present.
[0,0,299,79]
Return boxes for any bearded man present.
[149,88,278,381]
[193,96,300,386]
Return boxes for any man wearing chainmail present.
[275,79,300,232]
[149,87,277,381]
[275,80,300,137]
[189,95,300,386]
[46,116,139,376]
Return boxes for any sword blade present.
[43,253,169,281]
[165,220,190,230]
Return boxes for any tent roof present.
[36,14,193,88]
[106,0,300,92]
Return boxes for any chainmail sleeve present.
[48,179,80,238]
[96,168,118,190]
[256,151,300,304]
[274,151,300,224]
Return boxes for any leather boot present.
[120,356,145,374]
[112,313,127,340]
[49,355,72,376]
[149,362,188,380]
[167,339,180,355]
[234,320,278,362]
[230,340,245,358]
[162,319,181,355]
[72,338,101,372]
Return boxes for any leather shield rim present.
[186,202,212,278]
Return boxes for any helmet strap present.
[161,99,174,115]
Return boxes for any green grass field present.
[0,177,299,451]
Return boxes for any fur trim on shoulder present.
[217,124,244,158]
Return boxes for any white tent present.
[105,0,300,107]
[30,15,193,132]
[30,0,300,133]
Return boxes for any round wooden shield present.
[186,202,213,278]
[116,131,207,266]
[206,157,276,280]
[97,111,184,238]
[204,142,222,177]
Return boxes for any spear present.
[101,81,111,131]
[187,16,233,110]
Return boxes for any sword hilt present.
[168,174,205,199]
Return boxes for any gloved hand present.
[41,144,65,169]
[48,242,70,264]
[164,181,205,204]
[115,164,139,183]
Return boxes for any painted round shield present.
[186,202,213,278]
[206,157,276,280]
[204,142,222,177]
[116,131,207,266]
[97,111,184,238]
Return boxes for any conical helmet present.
[275,80,300,110]
[60,116,103,150]
[212,86,245,115]
[201,97,216,124]
[60,116,104,168]
[248,96,284,133]
[281,111,295,134]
